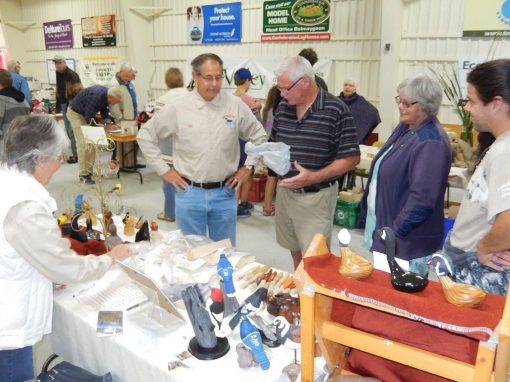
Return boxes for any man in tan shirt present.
[137,53,267,244]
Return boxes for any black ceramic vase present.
[377,227,428,293]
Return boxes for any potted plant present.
[428,64,473,146]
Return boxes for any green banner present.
[262,0,331,41]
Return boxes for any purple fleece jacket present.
[358,116,452,260]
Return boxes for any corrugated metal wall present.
[399,0,510,125]
[147,0,382,100]
[2,0,509,127]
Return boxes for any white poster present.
[80,56,119,87]
[185,56,332,99]
[46,58,76,85]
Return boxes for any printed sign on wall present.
[81,15,116,47]
[261,0,332,42]
[463,0,510,37]
[80,56,119,87]
[186,2,241,44]
[43,19,73,50]
[46,58,76,85]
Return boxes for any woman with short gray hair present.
[359,73,452,276]
[0,115,133,381]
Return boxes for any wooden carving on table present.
[337,229,373,280]
[377,227,428,293]
[181,284,230,360]
[430,254,486,308]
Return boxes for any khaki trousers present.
[67,108,96,176]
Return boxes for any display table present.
[109,132,143,184]
[295,233,510,382]
[46,266,297,382]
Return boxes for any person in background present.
[108,63,138,121]
[67,85,123,185]
[441,59,510,296]
[53,54,83,164]
[0,115,133,382]
[271,56,359,269]
[155,67,189,223]
[359,73,451,276]
[138,53,267,245]
[298,48,328,91]
[0,69,30,150]
[233,67,262,218]
[8,60,32,108]
[261,85,282,217]
[338,77,381,144]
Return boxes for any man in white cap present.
[8,60,32,107]
[53,54,83,164]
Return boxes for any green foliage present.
[428,64,473,134]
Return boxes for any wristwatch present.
[244,164,255,174]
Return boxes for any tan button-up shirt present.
[138,89,267,182]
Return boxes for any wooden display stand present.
[294,234,510,382]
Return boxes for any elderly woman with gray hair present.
[358,73,452,275]
[0,115,132,381]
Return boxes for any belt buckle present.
[291,187,306,194]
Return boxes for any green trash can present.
[333,199,360,229]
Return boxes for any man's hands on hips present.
[226,166,253,188]
[163,168,189,190]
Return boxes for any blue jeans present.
[61,103,77,158]
[0,346,34,382]
[163,180,176,218]
[175,185,237,245]
[442,232,509,296]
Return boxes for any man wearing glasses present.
[441,59,510,296]
[137,53,267,245]
[270,56,360,269]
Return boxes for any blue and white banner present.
[186,2,241,44]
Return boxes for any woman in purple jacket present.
[359,73,452,275]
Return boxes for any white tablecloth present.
[49,271,298,382]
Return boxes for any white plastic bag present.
[245,141,291,176]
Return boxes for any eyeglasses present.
[277,76,304,92]
[395,96,418,108]
[55,153,65,164]
[457,99,469,108]
[198,74,224,82]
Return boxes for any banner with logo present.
[261,0,332,42]
[184,56,331,99]
[43,19,73,50]
[186,2,241,44]
[463,0,510,37]
[81,15,116,47]
[79,56,119,87]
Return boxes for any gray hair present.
[344,77,358,86]
[107,86,123,100]
[190,53,223,75]
[2,115,70,174]
[8,60,20,71]
[397,73,442,116]
[119,62,136,73]
[275,56,314,82]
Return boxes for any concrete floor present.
[47,150,371,274]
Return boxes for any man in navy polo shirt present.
[271,56,360,269]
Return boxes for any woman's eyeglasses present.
[395,96,418,108]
